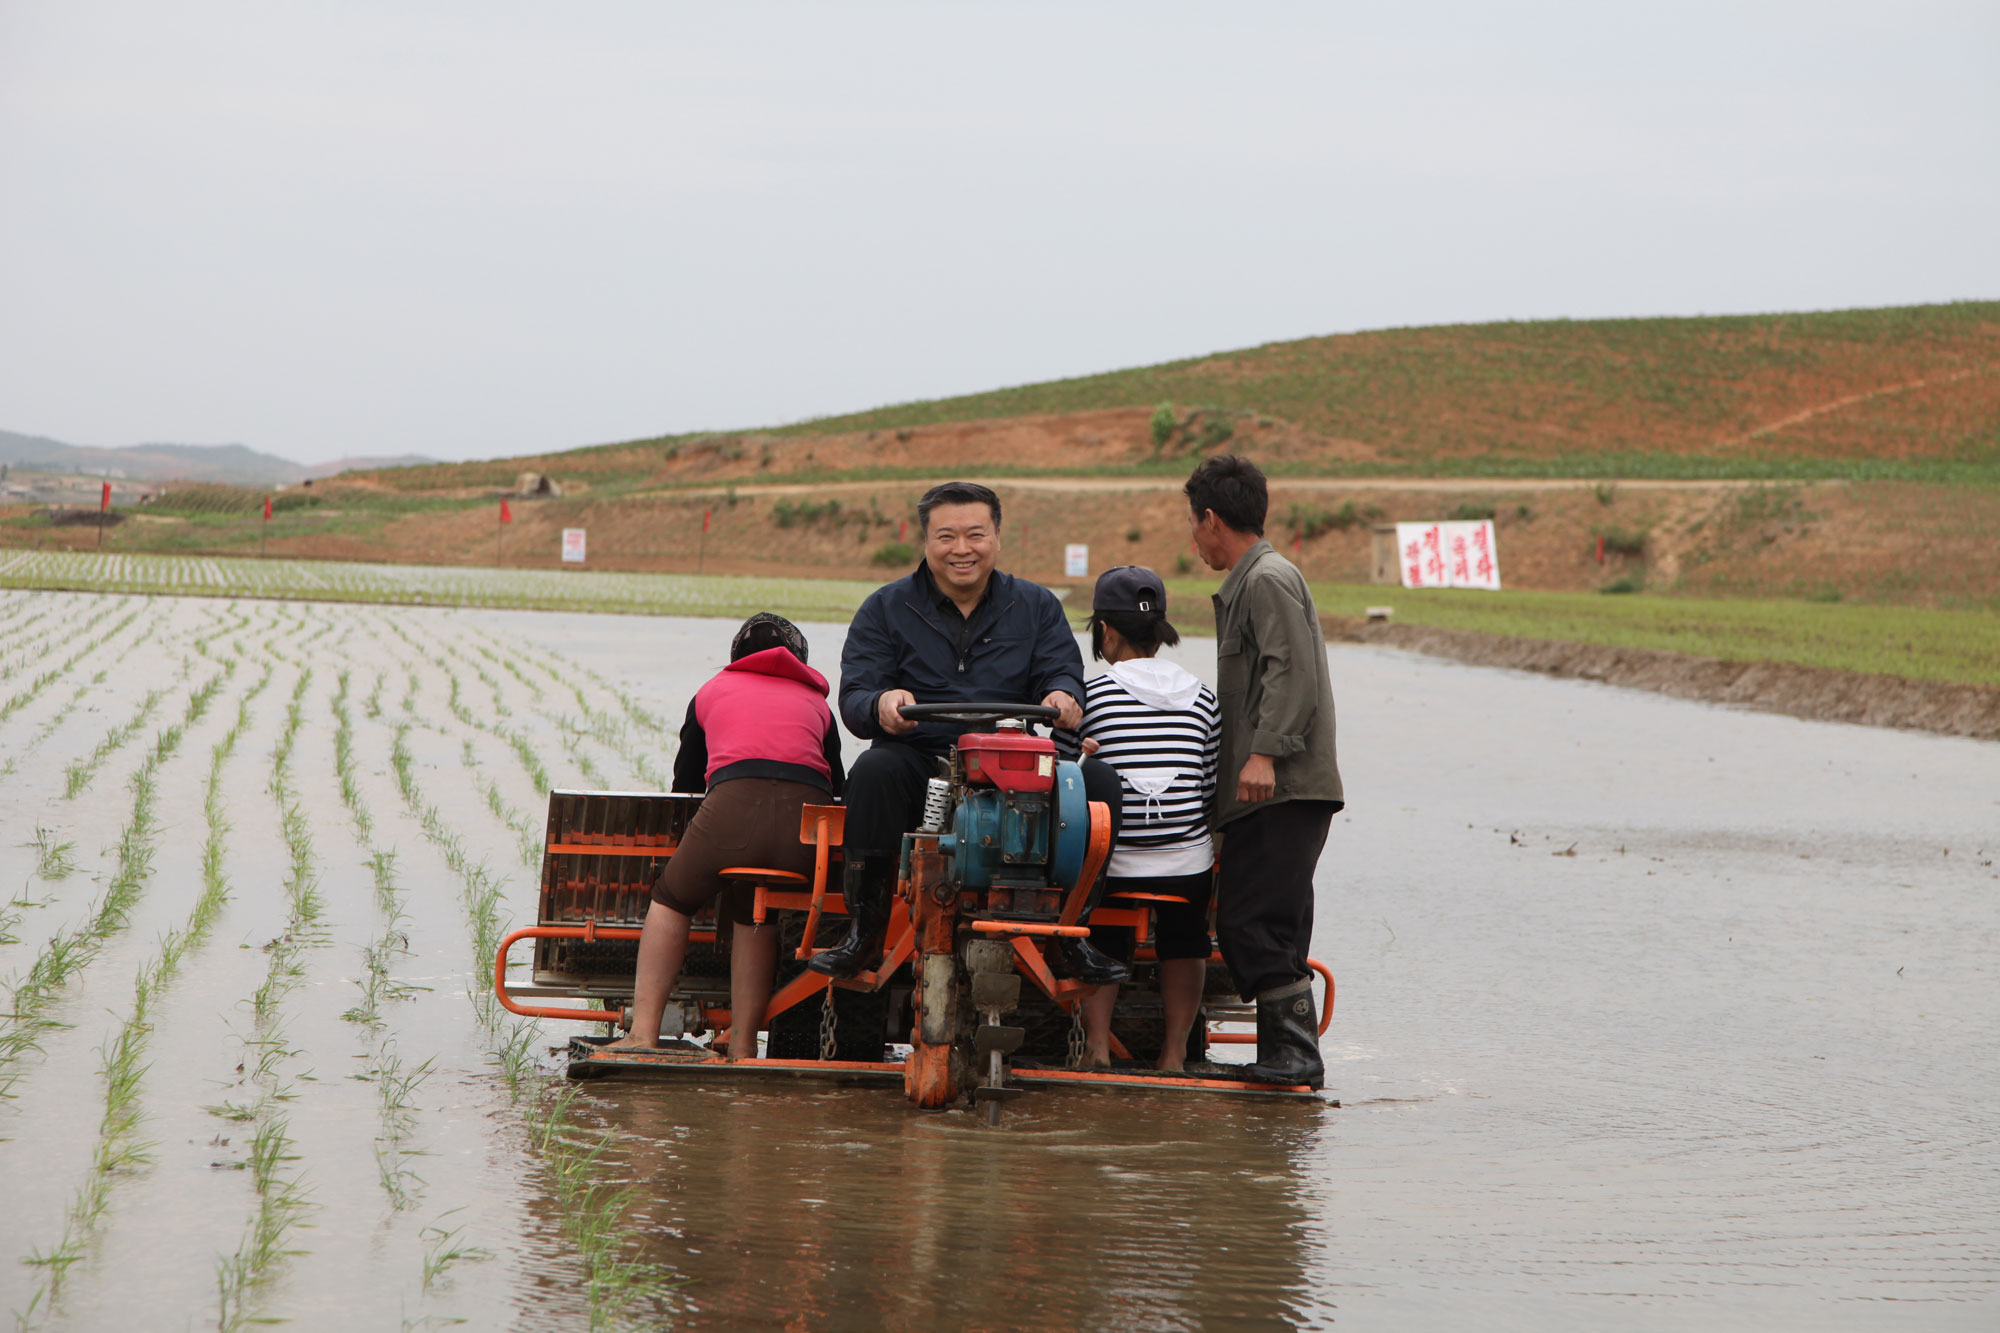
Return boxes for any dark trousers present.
[1216,799,1336,1000]
[845,743,1124,866]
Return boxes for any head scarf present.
[730,612,809,664]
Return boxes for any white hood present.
[1106,657,1204,712]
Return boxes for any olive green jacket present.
[1211,540,1344,827]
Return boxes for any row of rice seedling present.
[373,630,668,1327]
[372,619,560,866]
[61,686,166,799]
[330,668,443,1216]
[0,594,56,658]
[478,633,679,795]
[1,602,173,787]
[0,661,225,1096]
[0,595,127,692]
[0,549,880,622]
[213,662,327,1329]
[15,659,238,1323]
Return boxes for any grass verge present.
[1229,580,2000,688]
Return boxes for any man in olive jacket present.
[1187,456,1343,1089]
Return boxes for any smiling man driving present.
[812,480,1128,984]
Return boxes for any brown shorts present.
[652,778,826,926]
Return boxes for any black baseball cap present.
[1092,565,1167,614]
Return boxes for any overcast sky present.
[3,2,1995,465]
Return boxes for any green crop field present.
[1170,579,2000,688]
[0,550,881,623]
[2,549,1991,689]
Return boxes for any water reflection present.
[584,1082,1333,1330]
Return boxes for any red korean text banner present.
[1396,520,1500,590]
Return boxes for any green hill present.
[774,301,1999,465]
[349,301,1998,494]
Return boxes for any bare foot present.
[604,1034,658,1052]
[1154,1058,1185,1073]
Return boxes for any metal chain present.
[1066,1001,1085,1070]
[818,985,839,1062]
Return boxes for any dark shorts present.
[1090,868,1216,963]
[652,778,826,926]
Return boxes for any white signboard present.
[561,528,587,564]
[1064,544,1089,578]
[1396,520,1500,590]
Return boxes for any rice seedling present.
[445,673,476,729]
[0,604,144,728]
[504,728,551,795]
[270,667,325,928]
[554,718,612,789]
[0,596,120,685]
[191,663,270,947]
[370,848,401,913]
[342,928,424,1027]
[214,1109,313,1333]
[61,685,165,798]
[523,1084,670,1326]
[418,1210,492,1288]
[0,664,224,1093]
[332,669,373,838]
[493,1021,540,1097]
[28,826,77,880]
[480,643,544,703]
[17,647,261,1324]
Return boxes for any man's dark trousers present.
[1217,799,1336,1000]
[845,744,1124,859]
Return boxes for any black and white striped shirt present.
[1057,659,1220,876]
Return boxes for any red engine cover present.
[957,731,1057,793]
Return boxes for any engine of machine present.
[939,728,1091,891]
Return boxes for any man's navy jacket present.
[838,563,1086,757]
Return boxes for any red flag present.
[898,519,907,542]
[263,496,272,521]
[499,499,513,523]
[702,509,711,533]
[100,482,111,511]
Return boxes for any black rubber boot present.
[1049,934,1129,986]
[807,857,891,979]
[1240,978,1325,1090]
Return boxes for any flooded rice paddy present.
[0,588,1994,1330]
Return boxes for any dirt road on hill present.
[638,475,1768,500]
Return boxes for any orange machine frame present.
[494,790,1335,1078]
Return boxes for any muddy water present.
[2,593,1996,1330]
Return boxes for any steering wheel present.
[897,701,1061,726]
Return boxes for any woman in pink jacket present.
[610,614,845,1059]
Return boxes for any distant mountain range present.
[0,429,433,486]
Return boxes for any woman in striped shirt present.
[1062,566,1220,1071]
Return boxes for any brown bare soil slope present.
[38,475,1967,611]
